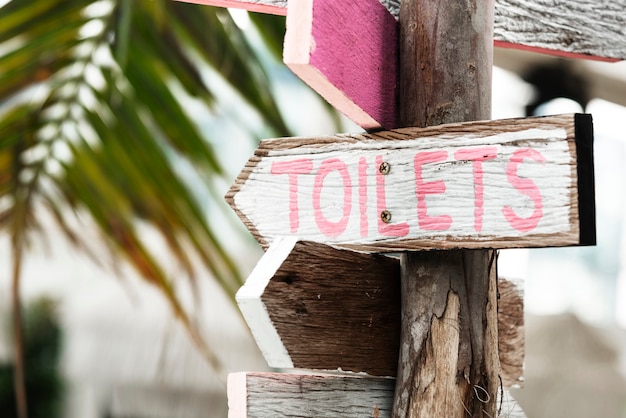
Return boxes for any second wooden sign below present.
[237,238,525,387]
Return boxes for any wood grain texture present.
[394,1,498,417]
[225,114,595,252]
[493,0,626,62]
[236,239,525,386]
[283,0,398,129]
[236,237,400,375]
[176,0,626,62]
[227,372,527,418]
[178,0,623,129]
[394,249,500,417]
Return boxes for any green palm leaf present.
[0,1,295,407]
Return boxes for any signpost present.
[283,0,398,129]
[178,0,626,63]
[228,372,527,418]
[393,2,498,416]
[170,0,608,416]
[236,237,525,387]
[235,237,402,377]
[226,114,595,252]
[178,0,625,130]
[282,0,626,130]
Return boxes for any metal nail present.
[379,161,391,175]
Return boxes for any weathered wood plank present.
[227,372,527,418]
[393,2,498,417]
[236,238,401,375]
[176,0,623,129]
[493,0,626,62]
[283,0,398,129]
[226,114,595,252]
[175,0,626,62]
[395,249,500,417]
[236,238,525,387]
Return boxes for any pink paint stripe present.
[494,41,620,63]
[174,0,287,16]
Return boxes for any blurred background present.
[0,1,625,417]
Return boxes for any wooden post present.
[392,1,499,417]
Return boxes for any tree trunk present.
[11,243,28,418]
[392,1,499,417]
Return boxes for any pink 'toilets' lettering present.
[312,158,352,237]
[414,151,452,231]
[376,155,409,237]
[358,157,368,237]
[454,146,497,232]
[271,159,313,233]
[502,148,545,232]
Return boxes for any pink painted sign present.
[175,0,626,67]
[177,0,625,130]
[226,114,595,252]
[283,0,398,129]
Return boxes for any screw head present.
[380,210,392,223]
[379,161,391,175]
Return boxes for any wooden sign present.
[176,0,626,63]
[283,0,398,130]
[227,372,527,418]
[493,0,626,61]
[226,114,595,252]
[180,0,626,130]
[177,0,625,129]
[236,237,525,387]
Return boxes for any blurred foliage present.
[0,298,63,418]
[0,0,297,374]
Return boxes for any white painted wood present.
[227,372,526,417]
[236,239,525,385]
[494,0,626,61]
[176,0,626,61]
[226,114,594,252]
[283,0,398,129]
[227,373,248,417]
[236,239,402,376]
[235,237,297,368]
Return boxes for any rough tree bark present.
[392,1,500,417]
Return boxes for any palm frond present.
[0,0,294,373]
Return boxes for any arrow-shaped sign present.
[179,0,625,130]
[226,114,595,252]
[283,0,398,130]
[178,0,626,63]
[282,0,626,129]
[236,237,525,387]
